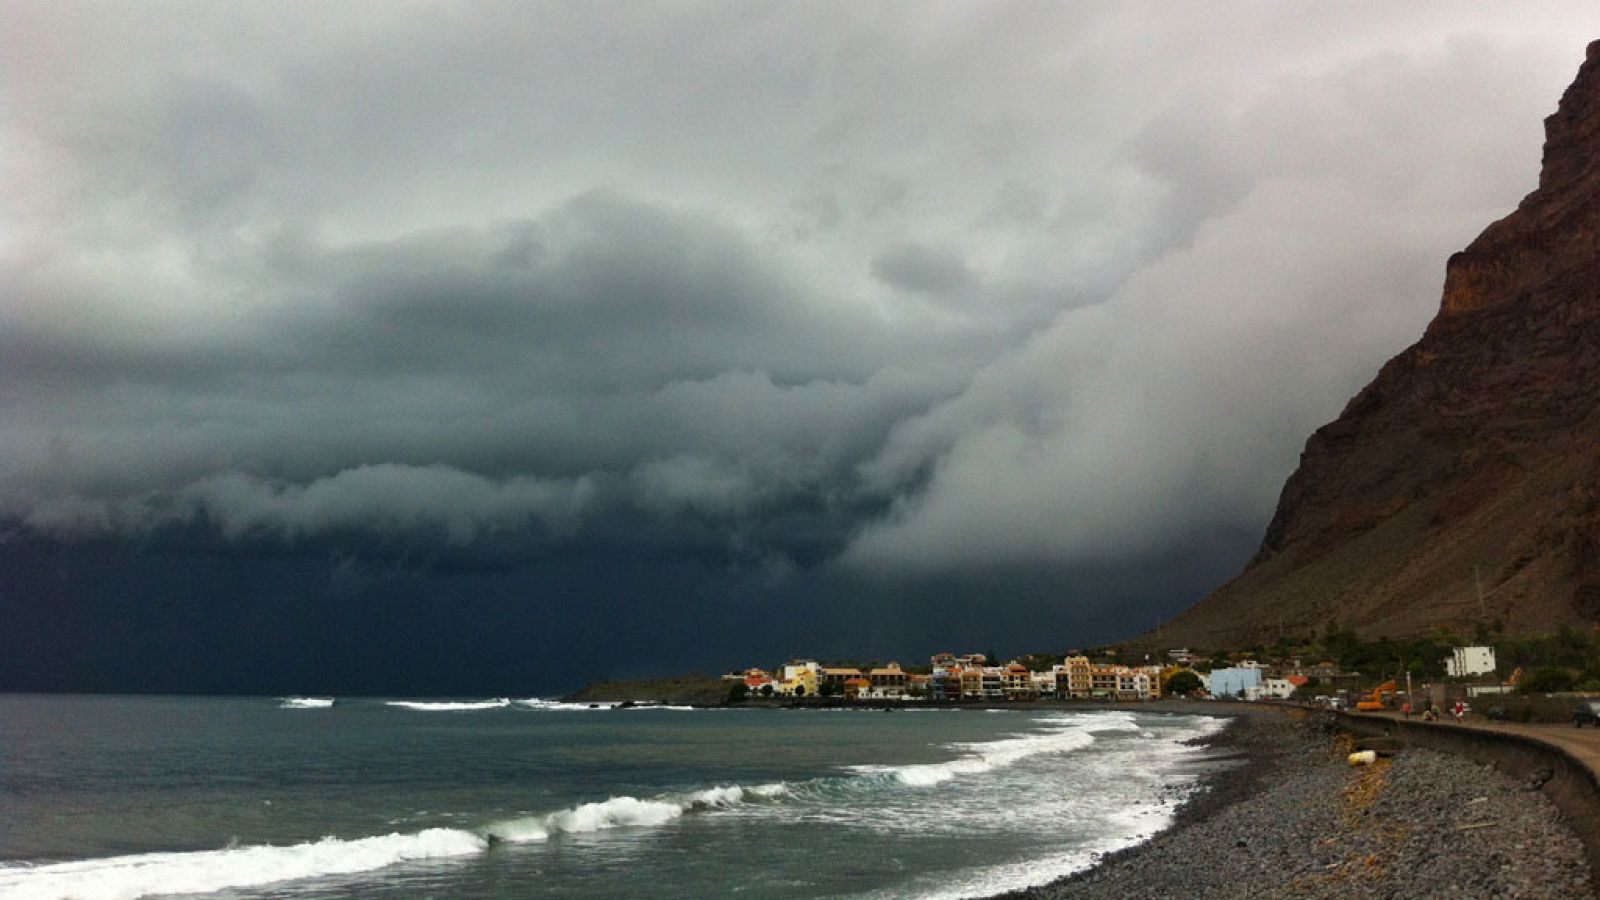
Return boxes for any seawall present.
[1338,711,1600,894]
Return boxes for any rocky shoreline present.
[990,709,1593,899]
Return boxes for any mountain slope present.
[1163,40,1600,647]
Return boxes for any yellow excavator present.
[1355,680,1398,711]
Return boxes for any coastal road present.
[1353,710,1600,774]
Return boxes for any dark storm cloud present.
[4,1,1600,606]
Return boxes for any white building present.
[1031,671,1059,697]
[781,660,821,681]
[1445,646,1496,678]
[1259,678,1296,700]
[1208,666,1263,697]
[1118,669,1157,700]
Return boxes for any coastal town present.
[722,642,1513,707]
[724,652,1282,703]
[728,654,1161,702]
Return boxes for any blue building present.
[1208,666,1263,697]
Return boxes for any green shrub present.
[1164,670,1202,696]
[1518,666,1577,694]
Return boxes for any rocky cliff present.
[1163,40,1600,647]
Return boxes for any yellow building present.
[959,667,984,699]
[1003,663,1035,700]
[777,668,819,698]
[1062,656,1093,698]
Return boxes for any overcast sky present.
[4,4,1598,691]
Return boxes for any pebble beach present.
[991,710,1593,899]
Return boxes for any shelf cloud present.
[4,3,1599,688]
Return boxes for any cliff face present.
[1165,41,1600,647]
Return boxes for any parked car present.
[1573,700,1600,727]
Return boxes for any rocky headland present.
[561,672,729,705]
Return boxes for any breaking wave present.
[510,699,699,712]
[513,698,618,710]
[0,710,1208,900]
[385,698,510,711]
[0,829,485,900]
[483,782,790,843]
[278,697,334,709]
[848,713,1116,786]
[0,782,792,899]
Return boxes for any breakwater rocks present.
[996,713,1592,899]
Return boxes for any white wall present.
[1445,646,1496,678]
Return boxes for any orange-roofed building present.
[1003,663,1035,700]
[868,662,908,698]
[822,667,865,693]
[959,667,984,700]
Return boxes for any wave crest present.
[513,698,617,710]
[851,715,1102,786]
[486,782,790,843]
[0,781,793,899]
[385,698,510,711]
[0,829,484,900]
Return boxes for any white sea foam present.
[0,709,1221,900]
[385,698,510,711]
[850,715,1101,787]
[689,782,790,805]
[900,782,1194,900]
[278,697,334,709]
[0,778,797,900]
[891,846,1104,900]
[495,797,683,841]
[485,782,792,843]
[0,829,485,900]
[862,712,1232,900]
[513,698,617,710]
[510,699,698,712]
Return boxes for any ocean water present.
[0,695,1229,900]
